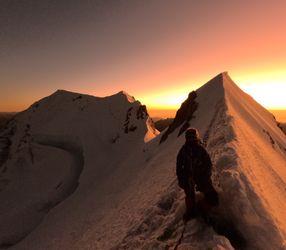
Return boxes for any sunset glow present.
[1,1,286,119]
[1,2,286,247]
[236,70,286,110]
[139,69,286,112]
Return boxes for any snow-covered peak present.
[101,90,137,104]
[47,89,92,100]
[158,72,286,249]
[19,89,157,145]
[196,71,235,94]
[31,90,137,112]
[117,90,137,103]
[1,74,285,249]
[159,72,233,144]
[0,88,160,247]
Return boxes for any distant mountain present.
[154,118,174,132]
[0,73,285,249]
[270,110,286,123]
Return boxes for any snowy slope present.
[0,90,158,248]
[113,73,286,250]
[222,73,286,248]
[0,73,285,249]
[155,73,286,249]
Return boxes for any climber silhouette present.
[176,128,219,221]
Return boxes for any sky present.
[1,0,286,116]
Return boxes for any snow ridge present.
[0,90,157,248]
[0,73,285,249]
[116,72,286,249]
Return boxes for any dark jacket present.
[176,142,212,188]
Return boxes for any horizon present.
[1,71,286,112]
[1,2,286,248]
[2,108,286,123]
[1,71,286,123]
[1,1,286,112]
[1,93,286,123]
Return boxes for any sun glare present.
[140,90,189,110]
[141,70,286,112]
[241,83,286,109]
[235,70,286,110]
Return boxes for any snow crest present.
[0,90,157,248]
[0,73,285,249]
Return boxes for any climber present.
[176,128,219,221]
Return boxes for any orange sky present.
[138,68,286,111]
[1,1,286,115]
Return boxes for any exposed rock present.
[72,95,83,101]
[154,118,174,132]
[160,91,198,143]
[277,122,286,135]
[136,105,148,120]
